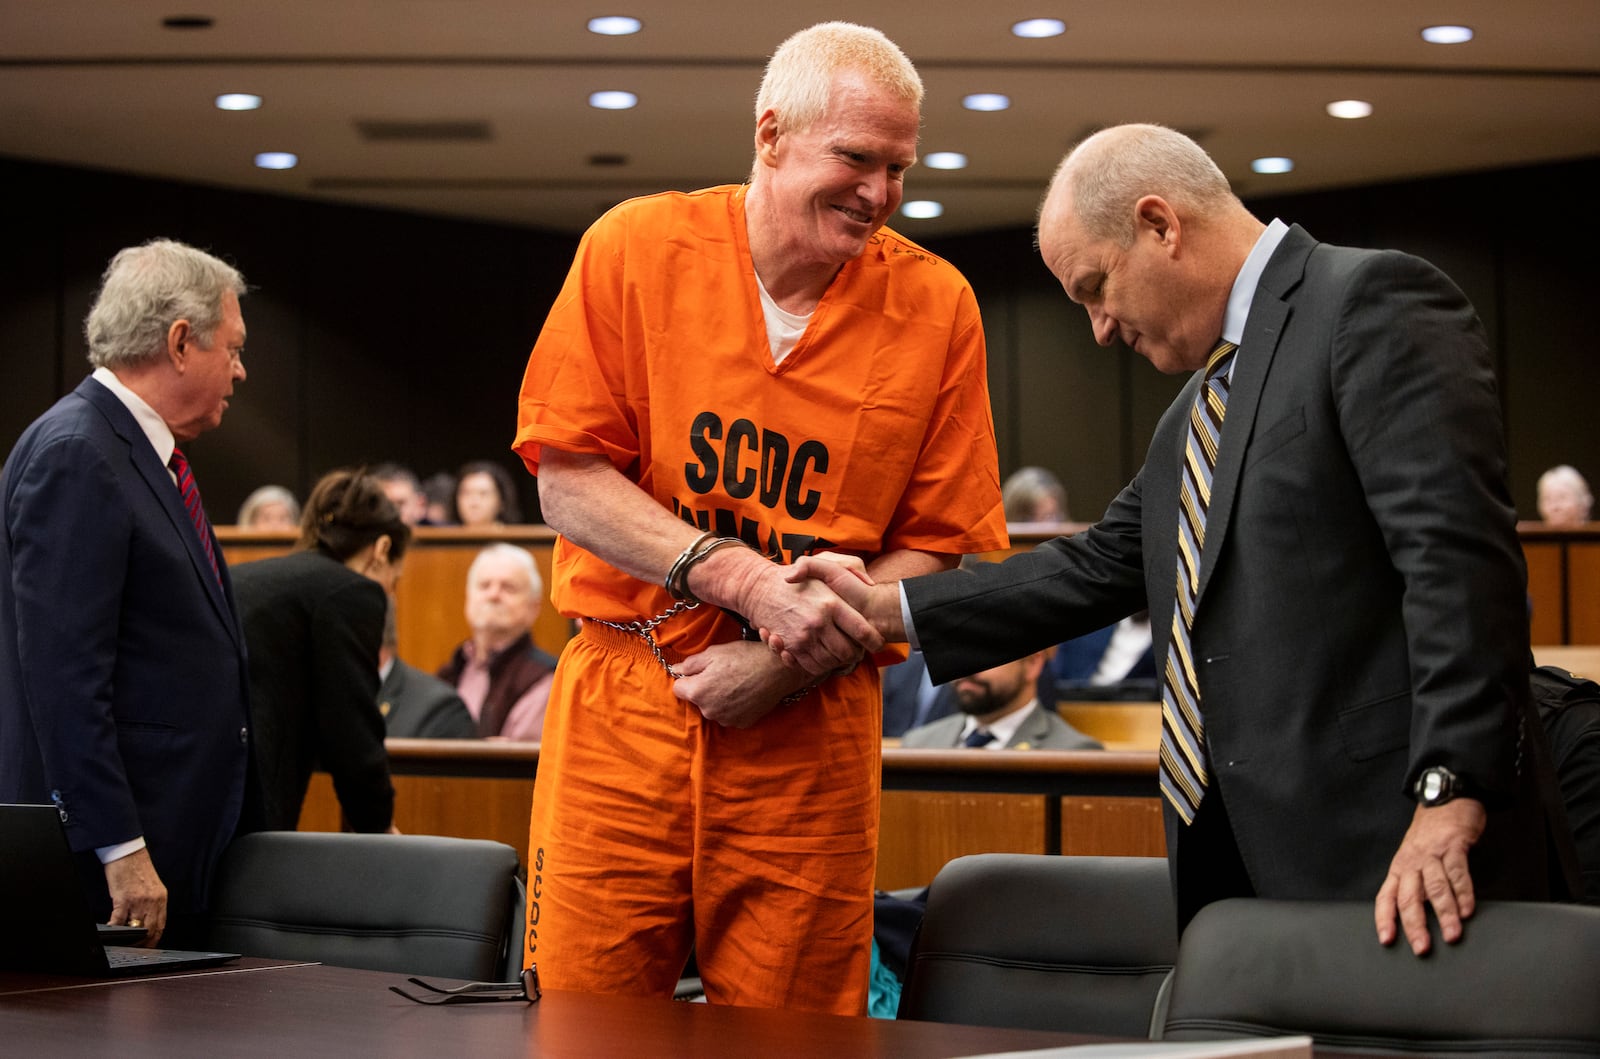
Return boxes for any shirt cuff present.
[899,582,921,651]
[96,837,147,864]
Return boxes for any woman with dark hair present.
[231,469,412,832]
[451,460,521,528]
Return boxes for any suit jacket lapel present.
[78,378,243,644]
[1196,226,1314,603]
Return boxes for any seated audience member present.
[421,471,456,526]
[377,599,476,739]
[1531,664,1600,904]
[1002,465,1068,524]
[452,460,521,528]
[881,651,957,738]
[901,648,1102,750]
[231,469,403,832]
[1538,465,1593,527]
[372,462,429,526]
[1039,611,1158,705]
[436,543,557,740]
[236,484,300,530]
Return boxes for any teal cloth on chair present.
[868,939,902,1018]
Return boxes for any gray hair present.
[1051,124,1238,246]
[236,484,301,527]
[1539,464,1592,503]
[1001,466,1068,522]
[84,238,246,369]
[467,543,543,597]
[754,22,922,135]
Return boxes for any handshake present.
[750,553,907,677]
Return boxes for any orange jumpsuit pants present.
[524,622,880,1014]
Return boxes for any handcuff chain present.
[586,600,699,678]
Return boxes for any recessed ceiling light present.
[162,15,214,29]
[1250,156,1294,175]
[1326,99,1373,119]
[924,151,968,170]
[253,151,298,170]
[215,93,262,112]
[588,15,642,36]
[901,201,944,220]
[1011,18,1066,39]
[962,93,1010,113]
[589,90,638,111]
[1421,24,1474,44]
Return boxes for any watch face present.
[1422,771,1445,801]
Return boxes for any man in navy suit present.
[0,239,252,948]
[785,124,1575,955]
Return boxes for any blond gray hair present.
[755,22,922,135]
[85,238,245,368]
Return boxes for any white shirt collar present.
[959,700,1041,750]
[92,366,176,468]
[1221,218,1290,347]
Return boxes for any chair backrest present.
[897,853,1177,1037]
[207,831,523,982]
[1162,898,1600,1056]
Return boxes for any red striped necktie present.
[169,447,221,587]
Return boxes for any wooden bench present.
[1056,700,1162,751]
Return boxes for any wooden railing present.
[298,742,1166,890]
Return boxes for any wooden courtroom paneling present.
[1568,540,1600,645]
[1522,539,1564,645]
[297,771,534,854]
[1060,796,1167,858]
[303,775,1055,889]
[300,744,1161,889]
[875,791,1049,890]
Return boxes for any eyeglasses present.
[389,965,540,1005]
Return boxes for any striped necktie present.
[169,447,221,587]
[1160,339,1237,824]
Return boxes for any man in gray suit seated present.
[901,648,1101,751]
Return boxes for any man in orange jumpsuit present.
[512,21,1007,1014]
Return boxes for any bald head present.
[1036,123,1266,374]
[1043,124,1241,247]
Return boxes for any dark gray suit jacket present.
[907,226,1572,901]
[0,376,252,916]
[379,659,477,739]
[901,704,1102,750]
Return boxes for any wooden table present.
[0,960,1108,1058]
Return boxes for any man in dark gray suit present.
[0,239,253,947]
[784,123,1574,955]
[900,648,1100,751]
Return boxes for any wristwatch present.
[1413,766,1466,807]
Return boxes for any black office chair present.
[1162,898,1600,1056]
[207,831,525,982]
[897,853,1178,1037]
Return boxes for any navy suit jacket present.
[880,652,957,738]
[908,227,1573,902]
[0,376,252,916]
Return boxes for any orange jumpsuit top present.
[513,184,1008,644]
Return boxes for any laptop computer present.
[0,803,240,976]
